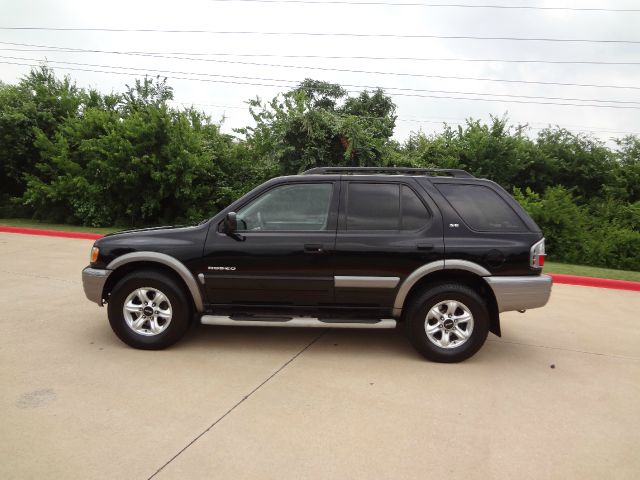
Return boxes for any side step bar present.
[201,315,397,329]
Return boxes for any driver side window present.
[236,183,333,231]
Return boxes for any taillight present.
[530,238,546,269]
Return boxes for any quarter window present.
[401,186,431,230]
[436,184,527,232]
[236,183,333,231]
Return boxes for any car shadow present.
[182,322,422,359]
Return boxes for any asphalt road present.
[1,232,638,479]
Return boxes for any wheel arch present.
[394,262,501,337]
[103,252,204,312]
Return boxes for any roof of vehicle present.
[301,167,475,178]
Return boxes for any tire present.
[107,269,192,350]
[405,283,489,363]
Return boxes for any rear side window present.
[401,186,432,230]
[347,183,399,230]
[436,184,527,232]
[346,183,431,231]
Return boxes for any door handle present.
[304,244,324,254]
[417,243,434,250]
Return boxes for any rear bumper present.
[82,267,111,306]
[485,274,552,313]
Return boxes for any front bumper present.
[82,267,111,306]
[485,274,552,313]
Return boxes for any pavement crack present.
[147,330,327,479]
[488,338,640,360]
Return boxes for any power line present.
[1,27,639,44]
[3,59,639,110]
[2,41,638,66]
[176,102,640,135]
[194,108,640,137]
[207,0,640,12]
[2,43,638,91]
[3,54,638,106]
[174,101,248,110]
[216,112,640,137]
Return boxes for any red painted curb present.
[0,226,104,240]
[550,273,640,292]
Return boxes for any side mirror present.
[224,212,238,233]
[223,212,245,241]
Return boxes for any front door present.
[333,178,444,308]
[202,181,338,307]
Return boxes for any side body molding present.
[106,252,204,312]
[392,259,491,317]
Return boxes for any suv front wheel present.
[107,270,192,350]
[406,283,489,363]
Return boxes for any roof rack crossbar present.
[302,166,474,178]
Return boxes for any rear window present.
[436,184,527,232]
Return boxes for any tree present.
[0,66,84,210]
[22,76,235,226]
[239,79,397,174]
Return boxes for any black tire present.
[406,283,489,363]
[107,270,192,350]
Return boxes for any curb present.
[0,226,103,240]
[1,225,639,292]
[549,273,640,292]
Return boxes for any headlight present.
[90,246,100,263]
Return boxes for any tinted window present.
[401,186,431,230]
[237,183,332,231]
[347,183,399,230]
[436,184,527,232]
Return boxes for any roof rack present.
[302,166,475,178]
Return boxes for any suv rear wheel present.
[107,270,192,350]
[406,283,489,362]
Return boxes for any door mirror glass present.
[224,212,238,233]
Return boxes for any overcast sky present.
[1,0,639,143]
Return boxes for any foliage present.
[0,67,638,269]
[238,79,397,174]
[514,187,640,270]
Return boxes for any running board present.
[200,315,397,329]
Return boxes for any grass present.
[544,261,640,282]
[1,218,638,282]
[0,218,120,235]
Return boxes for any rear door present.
[333,178,444,308]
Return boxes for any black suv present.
[82,167,551,362]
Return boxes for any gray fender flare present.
[392,259,491,317]
[107,252,204,312]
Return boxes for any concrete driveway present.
[1,232,638,479]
